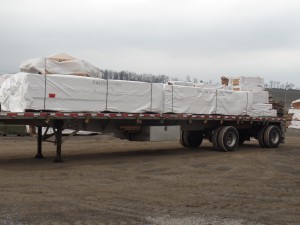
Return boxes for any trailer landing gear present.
[35,126,44,159]
[34,121,65,163]
[53,121,63,163]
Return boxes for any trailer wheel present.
[239,135,246,145]
[263,125,281,148]
[180,131,203,148]
[258,126,267,148]
[206,130,213,143]
[217,126,239,152]
[212,126,224,151]
[179,131,188,147]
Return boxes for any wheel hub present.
[270,131,279,144]
[226,132,237,148]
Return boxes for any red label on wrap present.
[49,93,56,98]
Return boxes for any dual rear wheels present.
[180,130,203,148]
[212,126,239,152]
[180,125,281,151]
[258,125,281,148]
[180,126,239,151]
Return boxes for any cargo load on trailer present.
[0,73,164,113]
[0,72,275,117]
[288,99,300,129]
[0,54,277,118]
[20,53,102,78]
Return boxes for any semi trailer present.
[0,111,285,162]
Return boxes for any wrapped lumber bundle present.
[163,85,253,115]
[221,76,276,117]
[0,54,163,113]
[163,85,217,114]
[0,54,278,118]
[0,73,164,113]
[227,76,264,92]
[291,100,300,109]
[288,99,300,129]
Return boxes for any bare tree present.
[276,81,281,89]
[100,69,169,83]
[285,82,295,90]
[185,75,191,82]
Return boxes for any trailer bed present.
[0,112,286,162]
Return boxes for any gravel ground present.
[0,130,299,225]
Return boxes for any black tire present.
[258,126,267,148]
[217,126,239,152]
[212,126,224,151]
[181,131,203,148]
[179,131,188,147]
[239,135,246,145]
[206,130,213,143]
[263,125,281,148]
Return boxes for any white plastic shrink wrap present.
[20,53,102,78]
[107,80,163,113]
[289,121,300,129]
[291,99,300,108]
[228,76,264,91]
[288,101,300,129]
[45,75,107,112]
[164,85,253,115]
[292,113,300,121]
[163,85,217,114]
[0,74,13,87]
[0,72,277,117]
[252,91,269,104]
[250,109,277,117]
[252,104,272,110]
[0,74,13,108]
[0,73,45,112]
[0,73,163,113]
[288,108,300,114]
[216,90,253,115]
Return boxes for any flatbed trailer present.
[0,112,285,162]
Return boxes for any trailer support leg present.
[54,121,64,163]
[35,126,44,159]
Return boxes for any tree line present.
[265,81,295,90]
[101,69,169,83]
[101,69,206,84]
[101,70,296,89]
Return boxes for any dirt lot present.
[0,130,299,225]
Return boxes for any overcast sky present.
[0,0,300,87]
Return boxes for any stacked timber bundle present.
[288,99,300,129]
[227,76,264,92]
[221,76,277,117]
[163,85,252,115]
[0,73,164,113]
[0,54,164,113]
[0,55,277,117]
